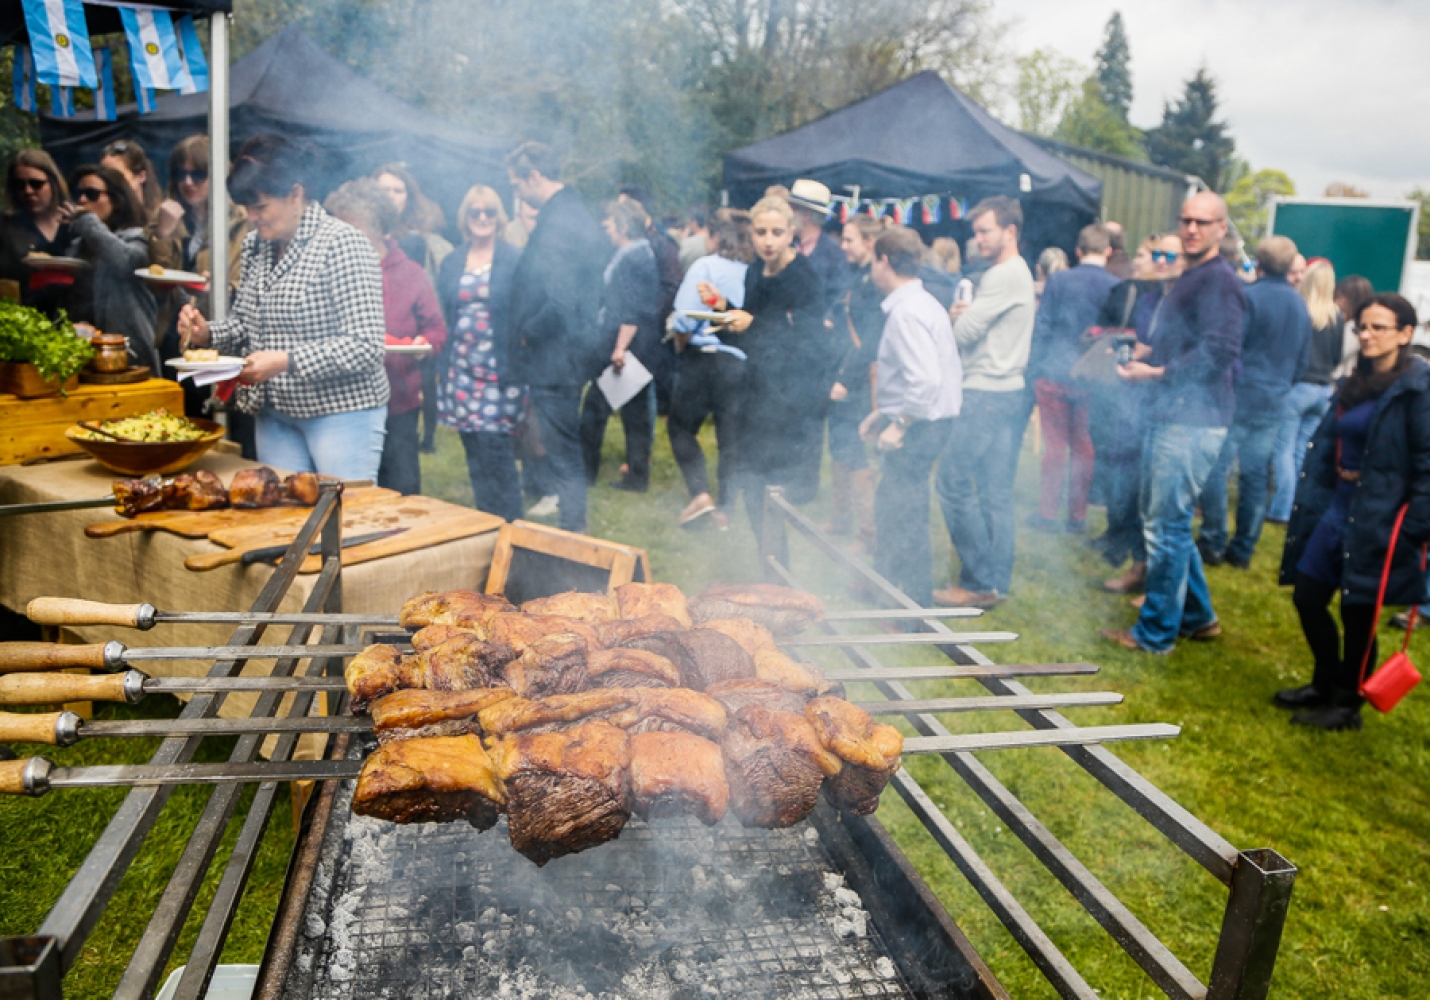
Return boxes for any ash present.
[283,780,913,1000]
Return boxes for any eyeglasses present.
[467,207,499,220]
[1150,250,1179,262]
[17,178,48,191]
[1358,322,1402,335]
[174,168,208,184]
[75,187,108,203]
[1179,216,1224,229]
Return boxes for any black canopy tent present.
[723,71,1103,257]
[35,25,507,226]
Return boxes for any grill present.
[0,485,1296,1000]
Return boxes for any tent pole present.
[208,13,231,324]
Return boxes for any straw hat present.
[788,179,834,217]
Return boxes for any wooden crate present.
[0,378,185,465]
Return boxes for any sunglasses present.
[467,207,500,220]
[17,177,48,191]
[1359,322,1401,335]
[1179,216,1223,229]
[1150,250,1179,262]
[174,168,208,184]
[76,187,109,203]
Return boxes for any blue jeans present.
[1198,414,1282,564]
[935,389,1032,595]
[255,406,387,481]
[1269,382,1334,522]
[875,418,953,608]
[1132,423,1226,653]
[529,385,587,533]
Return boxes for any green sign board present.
[1268,199,1418,293]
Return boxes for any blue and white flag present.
[21,0,97,88]
[12,46,37,113]
[120,6,192,93]
[134,80,157,114]
[92,47,115,121]
[174,14,208,94]
[49,82,73,117]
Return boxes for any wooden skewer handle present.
[84,520,152,538]
[0,758,38,794]
[184,547,249,572]
[0,643,110,673]
[26,598,147,628]
[0,712,63,746]
[0,672,133,706]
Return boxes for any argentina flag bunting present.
[12,46,37,113]
[93,47,116,121]
[120,6,192,92]
[21,0,97,88]
[174,14,209,94]
[49,82,73,117]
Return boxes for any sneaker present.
[609,477,649,493]
[1290,706,1363,731]
[1390,610,1430,631]
[932,585,1004,609]
[1273,684,1329,710]
[1197,540,1226,567]
[1225,553,1252,570]
[678,494,717,526]
[1182,620,1222,641]
[526,494,560,518]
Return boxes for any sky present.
[996,0,1430,199]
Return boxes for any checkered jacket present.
[210,203,389,417]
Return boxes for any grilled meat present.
[403,633,517,691]
[283,471,320,505]
[352,734,505,829]
[689,583,825,636]
[489,720,633,866]
[520,590,619,622]
[370,688,515,743]
[399,590,515,632]
[585,647,680,688]
[629,731,728,825]
[410,623,477,652]
[614,686,728,740]
[720,705,842,828]
[593,613,686,647]
[162,470,229,511]
[805,696,904,815]
[698,617,775,656]
[345,643,405,713]
[615,582,692,627]
[487,612,600,655]
[501,632,589,698]
[753,648,827,696]
[113,477,165,516]
[619,628,755,690]
[228,467,284,508]
[705,679,810,716]
[478,688,641,736]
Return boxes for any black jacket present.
[1280,357,1430,605]
[507,187,611,387]
[437,239,520,376]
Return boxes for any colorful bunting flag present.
[174,14,208,94]
[21,0,97,88]
[49,82,73,117]
[12,46,37,114]
[92,47,115,121]
[120,6,192,93]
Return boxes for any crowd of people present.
[3,136,1426,734]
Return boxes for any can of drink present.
[954,278,974,304]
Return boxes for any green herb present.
[0,301,94,391]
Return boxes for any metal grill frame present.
[757,487,1296,1000]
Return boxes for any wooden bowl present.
[64,418,226,476]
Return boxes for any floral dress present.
[437,268,524,434]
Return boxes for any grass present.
[3,418,1428,998]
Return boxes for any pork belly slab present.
[688,583,825,636]
[369,688,515,743]
[403,633,517,691]
[614,582,692,627]
[593,613,687,648]
[352,735,505,829]
[720,705,842,829]
[478,688,640,736]
[486,613,600,655]
[501,632,590,698]
[519,590,620,623]
[705,679,809,716]
[619,628,755,690]
[698,617,775,656]
[489,720,633,866]
[344,644,405,713]
[805,696,904,815]
[629,731,728,825]
[584,647,680,688]
[398,590,515,632]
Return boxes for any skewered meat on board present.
[489,720,633,866]
[113,477,166,516]
[615,582,693,627]
[584,647,680,688]
[705,679,810,716]
[228,467,285,508]
[689,583,826,636]
[593,613,687,647]
[399,591,515,632]
[370,688,514,743]
[345,644,406,712]
[501,633,589,697]
[619,628,755,690]
[403,633,517,691]
[721,705,843,829]
[805,696,904,815]
[520,591,619,622]
[629,731,728,825]
[162,470,228,511]
[283,471,320,505]
[353,734,505,829]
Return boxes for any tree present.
[1054,78,1145,159]
[0,49,39,167]
[1408,187,1430,260]
[1145,67,1235,191]
[1012,48,1081,137]
[1226,169,1295,241]
[1094,12,1132,122]
[1323,182,1369,198]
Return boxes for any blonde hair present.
[1301,261,1338,329]
[1037,246,1068,278]
[457,184,508,237]
[750,195,794,226]
[930,236,961,273]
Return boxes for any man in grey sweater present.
[933,196,1036,608]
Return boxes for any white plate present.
[166,356,246,372]
[681,309,731,323]
[24,254,89,272]
[135,268,208,286]
[385,343,434,355]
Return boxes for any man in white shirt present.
[933,196,1036,608]
[859,227,962,608]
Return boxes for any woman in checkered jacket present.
[177,135,389,480]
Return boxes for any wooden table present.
[0,378,185,465]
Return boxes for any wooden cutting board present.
[184,494,504,572]
[84,487,398,538]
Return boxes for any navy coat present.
[436,239,520,377]
[1280,357,1430,605]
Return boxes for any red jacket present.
[381,239,447,414]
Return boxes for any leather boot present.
[820,462,853,535]
[851,468,878,552]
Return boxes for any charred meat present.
[593,613,687,648]
[519,591,620,623]
[399,590,515,632]
[352,734,505,829]
[283,471,320,505]
[584,647,680,688]
[228,466,284,509]
[344,643,406,713]
[614,686,729,740]
[162,470,229,511]
[805,696,904,816]
[629,731,728,825]
[720,705,842,829]
[705,679,810,716]
[614,582,692,627]
[501,632,589,698]
[487,612,600,655]
[698,617,776,656]
[112,477,165,516]
[620,628,755,690]
[478,688,641,736]
[752,647,827,696]
[369,687,515,743]
[688,583,825,636]
[403,633,517,691]
[410,623,478,652]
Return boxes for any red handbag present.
[1358,505,1426,712]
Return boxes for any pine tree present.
[1094,12,1132,122]
[1145,67,1236,191]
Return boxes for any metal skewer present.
[781,631,1017,647]
[1,723,1179,795]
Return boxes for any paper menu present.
[596,353,654,410]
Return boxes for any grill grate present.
[284,771,918,1000]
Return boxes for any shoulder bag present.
[1358,504,1426,712]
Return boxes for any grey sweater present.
[71,212,158,372]
[952,254,1035,392]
